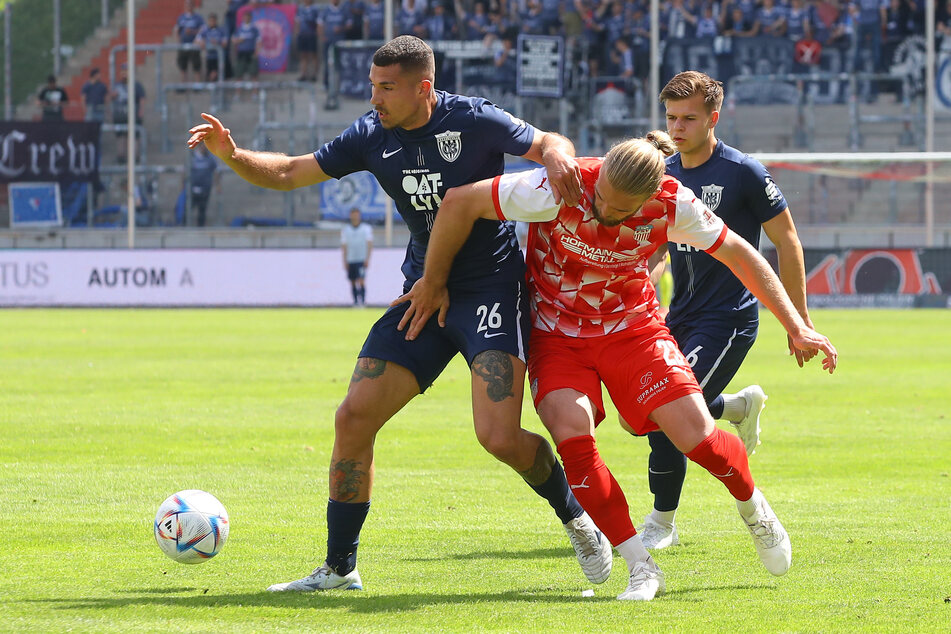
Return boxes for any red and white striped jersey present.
[491,157,728,337]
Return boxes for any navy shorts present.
[177,49,201,72]
[297,32,317,53]
[359,280,531,392]
[347,262,366,281]
[667,317,758,402]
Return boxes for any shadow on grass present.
[28,582,776,613]
[30,589,613,612]
[116,587,199,594]
[405,547,572,562]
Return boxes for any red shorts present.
[527,323,702,435]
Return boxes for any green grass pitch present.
[1,308,948,632]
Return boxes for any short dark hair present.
[89,68,100,77]
[372,36,435,79]
[47,74,56,83]
[659,70,724,113]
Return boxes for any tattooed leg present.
[469,351,583,524]
[329,357,418,503]
[471,350,515,402]
[470,350,533,468]
[518,438,557,487]
[319,351,418,578]
[351,357,386,383]
[329,458,367,502]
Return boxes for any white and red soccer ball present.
[154,490,229,564]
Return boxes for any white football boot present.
[564,512,613,584]
[730,385,767,456]
[617,557,666,601]
[637,514,680,550]
[738,489,791,576]
[266,564,363,592]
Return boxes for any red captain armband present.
[491,174,505,220]
[705,225,729,253]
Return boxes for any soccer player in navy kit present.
[634,71,817,550]
[186,36,613,592]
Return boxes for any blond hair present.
[602,130,676,197]
[659,70,724,113]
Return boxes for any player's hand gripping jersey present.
[491,158,728,338]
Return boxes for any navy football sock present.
[326,499,370,576]
[524,443,585,524]
[647,431,687,513]
[708,395,725,420]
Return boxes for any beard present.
[591,201,626,227]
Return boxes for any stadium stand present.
[2,0,949,244]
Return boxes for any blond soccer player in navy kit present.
[633,71,818,550]
[186,36,614,592]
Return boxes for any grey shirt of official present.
[341,222,373,264]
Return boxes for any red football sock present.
[685,427,755,501]
[556,435,637,546]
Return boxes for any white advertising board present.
[0,248,411,307]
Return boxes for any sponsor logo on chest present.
[401,169,443,213]
[559,235,640,264]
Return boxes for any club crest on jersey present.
[435,130,462,163]
[633,225,652,242]
[701,184,724,211]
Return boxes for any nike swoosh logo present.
[382,147,402,158]
[483,332,507,339]
[570,476,590,490]
[711,468,734,478]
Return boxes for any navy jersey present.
[315,91,536,289]
[319,3,352,43]
[234,23,259,52]
[364,2,386,38]
[177,12,205,44]
[297,5,319,35]
[664,140,787,329]
[198,25,229,59]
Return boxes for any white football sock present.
[736,487,765,521]
[650,508,676,526]
[617,534,651,572]
[721,391,747,422]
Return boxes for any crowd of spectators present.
[40,0,951,124]
[188,0,950,87]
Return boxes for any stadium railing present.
[725,72,918,152]
[110,43,227,124]
[160,80,320,153]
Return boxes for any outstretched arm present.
[762,208,816,366]
[186,112,329,191]
[712,230,837,373]
[392,178,498,340]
